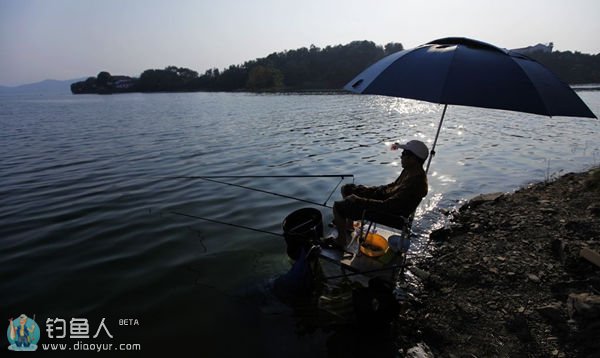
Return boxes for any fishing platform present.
[282,206,412,285]
[167,174,413,286]
[319,224,410,282]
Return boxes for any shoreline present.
[399,167,600,357]
[68,86,599,96]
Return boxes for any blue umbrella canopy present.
[344,37,597,172]
[345,37,596,118]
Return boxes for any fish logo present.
[7,314,40,351]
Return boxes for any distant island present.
[0,78,85,94]
[70,40,600,95]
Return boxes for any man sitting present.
[332,140,429,248]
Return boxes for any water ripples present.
[0,91,598,350]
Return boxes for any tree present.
[97,71,112,86]
[215,65,248,91]
[246,65,283,90]
[165,66,198,79]
[139,69,179,91]
[384,42,404,55]
[137,66,201,91]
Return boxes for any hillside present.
[0,78,85,94]
[70,40,600,94]
[71,41,402,94]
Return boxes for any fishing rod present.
[198,176,334,208]
[168,210,320,239]
[169,211,284,237]
[159,174,354,209]
[160,175,355,179]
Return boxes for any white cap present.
[398,140,429,161]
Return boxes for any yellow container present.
[359,233,389,257]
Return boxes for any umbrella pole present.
[425,104,448,174]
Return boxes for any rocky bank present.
[399,167,600,357]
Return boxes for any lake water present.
[1,91,598,355]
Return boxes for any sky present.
[1,0,599,86]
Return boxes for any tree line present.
[527,51,600,85]
[71,41,600,94]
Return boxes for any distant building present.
[511,42,554,55]
[111,76,136,90]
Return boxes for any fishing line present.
[187,226,208,253]
[322,176,345,206]
[148,207,209,252]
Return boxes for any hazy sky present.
[1,0,599,86]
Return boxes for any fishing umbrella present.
[344,37,597,172]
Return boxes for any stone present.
[430,227,452,241]
[551,239,566,262]
[410,267,431,280]
[469,223,483,232]
[460,192,504,211]
[567,293,600,322]
[587,203,600,216]
[406,342,434,358]
[540,207,558,214]
[580,247,600,268]
[536,303,565,323]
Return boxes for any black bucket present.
[282,207,323,260]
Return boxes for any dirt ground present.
[396,167,600,357]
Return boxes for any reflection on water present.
[0,91,598,355]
